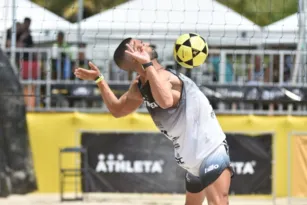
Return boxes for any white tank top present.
[138,69,226,176]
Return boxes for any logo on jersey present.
[175,156,185,165]
[95,153,164,174]
[172,136,180,149]
[175,153,185,165]
[144,100,159,109]
[205,164,219,173]
[230,161,256,175]
[161,130,184,164]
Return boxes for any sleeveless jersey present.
[138,69,226,176]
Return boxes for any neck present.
[138,59,163,84]
[152,59,162,70]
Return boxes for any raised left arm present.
[146,66,173,109]
[124,43,174,109]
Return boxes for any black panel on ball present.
[202,46,208,54]
[175,44,181,52]
[192,49,200,57]
[182,39,191,47]
[189,33,198,38]
[185,59,194,66]
[176,55,183,62]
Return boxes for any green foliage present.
[31,0,298,25]
[216,0,298,26]
[31,0,127,22]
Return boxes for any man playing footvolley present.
[74,38,233,205]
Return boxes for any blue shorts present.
[185,140,234,193]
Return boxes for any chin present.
[150,50,158,60]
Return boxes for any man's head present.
[78,42,86,60]
[57,31,64,45]
[113,38,158,72]
[23,17,31,30]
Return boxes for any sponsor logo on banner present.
[95,153,165,174]
[81,132,271,194]
[230,160,257,175]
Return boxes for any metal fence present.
[3,47,307,114]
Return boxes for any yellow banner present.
[25,113,307,196]
[291,136,307,197]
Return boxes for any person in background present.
[6,18,33,50]
[210,55,233,83]
[5,22,23,48]
[6,17,36,109]
[52,31,72,80]
[247,55,270,84]
[284,55,293,83]
[19,17,36,109]
[77,43,87,68]
[19,17,33,50]
[72,43,88,80]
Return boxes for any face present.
[57,34,64,44]
[129,39,158,60]
[120,39,158,72]
[24,20,31,29]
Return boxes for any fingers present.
[74,68,85,79]
[74,67,88,74]
[125,43,137,57]
[89,61,99,71]
[74,71,84,79]
[74,68,90,79]
[124,50,138,62]
[126,43,134,52]
[124,49,133,56]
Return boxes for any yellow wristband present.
[95,74,104,84]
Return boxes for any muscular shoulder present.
[158,69,182,91]
[157,69,182,89]
[157,68,180,82]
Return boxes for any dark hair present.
[24,17,31,22]
[113,38,132,68]
[58,31,64,38]
[78,42,86,47]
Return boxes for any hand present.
[74,61,100,81]
[125,43,151,64]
